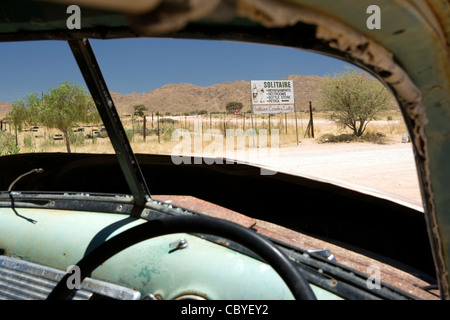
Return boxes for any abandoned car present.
[0,0,449,302]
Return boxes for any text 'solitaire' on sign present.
[251,80,294,114]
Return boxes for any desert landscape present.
[0,74,421,207]
[0,74,396,118]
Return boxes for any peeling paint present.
[127,0,221,35]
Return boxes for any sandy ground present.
[216,137,423,208]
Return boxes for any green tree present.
[24,82,98,153]
[320,67,391,137]
[9,96,35,131]
[8,93,42,146]
[225,102,244,113]
[133,104,148,118]
[41,82,98,152]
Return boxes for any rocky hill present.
[0,101,11,119]
[110,74,323,115]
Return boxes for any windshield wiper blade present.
[68,38,151,213]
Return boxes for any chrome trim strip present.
[0,256,141,300]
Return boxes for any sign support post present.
[309,101,314,138]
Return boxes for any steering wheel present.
[47,215,317,300]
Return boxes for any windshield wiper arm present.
[68,39,151,213]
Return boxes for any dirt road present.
[226,138,423,208]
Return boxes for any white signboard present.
[251,80,294,114]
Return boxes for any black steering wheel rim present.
[47,215,316,300]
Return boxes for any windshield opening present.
[0,38,422,207]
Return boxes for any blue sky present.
[0,38,355,103]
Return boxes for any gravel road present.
[228,138,423,208]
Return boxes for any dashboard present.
[0,207,341,300]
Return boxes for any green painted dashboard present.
[0,207,340,300]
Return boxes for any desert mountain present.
[110,74,323,115]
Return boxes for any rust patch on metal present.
[252,218,439,300]
[127,0,221,35]
[152,195,256,228]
